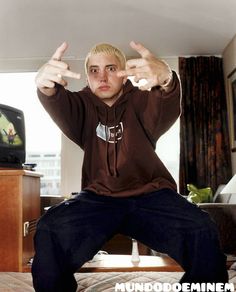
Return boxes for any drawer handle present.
[23,219,38,237]
[23,221,29,237]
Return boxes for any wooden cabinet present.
[0,169,42,272]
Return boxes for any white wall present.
[223,34,236,174]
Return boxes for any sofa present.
[199,185,236,256]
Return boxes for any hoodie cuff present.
[160,71,178,94]
[37,84,63,101]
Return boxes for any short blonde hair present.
[85,43,126,74]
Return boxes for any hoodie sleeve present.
[136,71,181,143]
[37,86,86,148]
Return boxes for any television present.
[0,104,25,168]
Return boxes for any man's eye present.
[90,68,98,74]
[107,66,116,72]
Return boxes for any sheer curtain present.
[179,56,232,195]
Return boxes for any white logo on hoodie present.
[96,122,123,143]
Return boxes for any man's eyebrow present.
[106,64,117,67]
[89,64,117,68]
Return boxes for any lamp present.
[220,174,236,194]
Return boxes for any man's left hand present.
[117,41,172,91]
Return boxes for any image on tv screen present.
[0,110,23,147]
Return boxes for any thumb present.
[51,42,68,61]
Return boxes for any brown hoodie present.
[38,71,181,197]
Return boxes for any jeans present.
[32,189,228,291]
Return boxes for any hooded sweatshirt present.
[38,71,181,197]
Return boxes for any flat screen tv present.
[0,104,25,168]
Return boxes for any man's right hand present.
[35,42,81,96]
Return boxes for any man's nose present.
[99,70,108,81]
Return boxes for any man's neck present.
[102,88,124,107]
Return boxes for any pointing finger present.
[117,69,133,78]
[126,58,146,69]
[130,41,152,59]
[60,69,81,80]
[117,67,148,78]
[51,42,68,61]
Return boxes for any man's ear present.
[123,77,128,85]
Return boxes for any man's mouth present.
[98,85,110,91]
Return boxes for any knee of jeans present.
[198,210,219,234]
[188,207,216,231]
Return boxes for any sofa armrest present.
[199,203,236,208]
[199,203,236,255]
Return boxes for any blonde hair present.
[85,43,126,74]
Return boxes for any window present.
[0,72,61,195]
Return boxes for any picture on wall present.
[227,68,236,150]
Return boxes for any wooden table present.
[80,254,183,273]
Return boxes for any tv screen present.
[0,104,25,168]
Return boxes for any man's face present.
[87,53,125,106]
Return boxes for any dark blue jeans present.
[32,189,228,291]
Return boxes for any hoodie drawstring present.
[104,109,112,176]
[113,107,118,177]
[104,107,118,177]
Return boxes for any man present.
[32,41,228,291]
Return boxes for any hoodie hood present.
[81,79,136,108]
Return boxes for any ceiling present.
[0,0,236,61]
